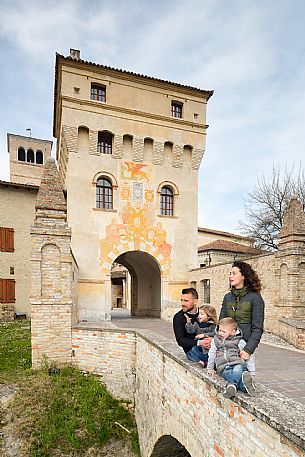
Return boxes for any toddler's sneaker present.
[242,371,256,396]
[223,384,237,398]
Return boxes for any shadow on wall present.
[150,435,191,457]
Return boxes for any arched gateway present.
[113,250,161,317]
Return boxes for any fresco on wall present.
[100,203,172,273]
[121,161,153,182]
[100,160,171,275]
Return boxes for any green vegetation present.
[0,320,139,456]
[0,320,32,382]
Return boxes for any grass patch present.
[0,320,140,456]
[12,366,140,456]
[0,320,32,382]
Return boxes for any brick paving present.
[111,311,305,405]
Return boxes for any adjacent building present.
[0,134,52,319]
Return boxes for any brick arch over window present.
[157,181,179,196]
[92,171,118,187]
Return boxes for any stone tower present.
[53,49,213,322]
[30,157,76,367]
[275,196,305,348]
[7,133,52,185]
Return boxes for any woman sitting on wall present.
[219,260,265,376]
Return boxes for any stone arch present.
[157,181,179,196]
[92,171,118,188]
[41,243,61,299]
[113,250,161,317]
[150,435,191,457]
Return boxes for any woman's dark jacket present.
[219,290,264,354]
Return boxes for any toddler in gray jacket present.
[207,317,255,398]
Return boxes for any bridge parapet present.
[72,323,305,457]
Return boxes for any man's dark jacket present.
[173,309,198,353]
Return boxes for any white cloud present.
[0,0,305,233]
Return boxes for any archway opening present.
[150,435,191,457]
[111,250,161,317]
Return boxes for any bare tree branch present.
[238,163,305,250]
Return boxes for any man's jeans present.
[186,345,208,362]
[221,363,247,392]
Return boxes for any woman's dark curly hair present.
[232,260,261,293]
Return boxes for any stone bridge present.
[71,324,305,457]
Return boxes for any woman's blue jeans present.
[186,345,208,362]
[221,363,247,392]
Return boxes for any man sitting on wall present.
[173,288,212,362]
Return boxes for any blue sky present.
[0,0,304,233]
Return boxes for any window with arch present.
[96,177,113,209]
[160,186,174,215]
[18,147,25,161]
[97,131,113,154]
[36,150,43,164]
[27,149,34,163]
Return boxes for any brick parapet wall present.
[62,125,78,154]
[132,137,144,162]
[191,148,205,170]
[89,130,98,155]
[152,141,164,165]
[70,326,305,457]
[72,326,136,401]
[113,134,124,159]
[172,144,183,168]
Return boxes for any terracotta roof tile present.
[198,239,262,254]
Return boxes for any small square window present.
[91,83,106,102]
[171,101,183,118]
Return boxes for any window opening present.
[91,84,106,102]
[160,186,173,215]
[96,177,113,209]
[171,101,183,118]
[97,131,112,154]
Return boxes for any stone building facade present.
[0,134,52,320]
[53,49,213,321]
